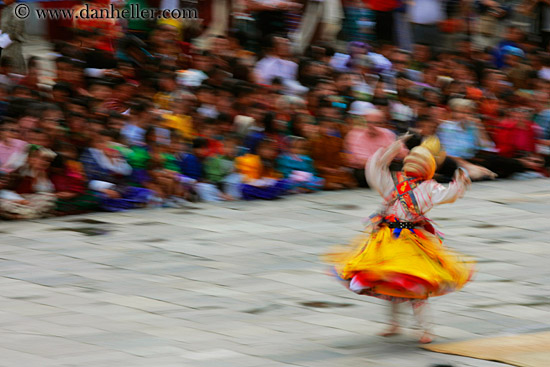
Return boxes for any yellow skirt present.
[324,225,475,301]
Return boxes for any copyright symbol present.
[14,4,30,19]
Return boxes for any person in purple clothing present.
[81,130,152,212]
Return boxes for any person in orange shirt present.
[235,139,290,200]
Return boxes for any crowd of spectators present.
[0,0,550,220]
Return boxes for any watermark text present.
[14,3,198,20]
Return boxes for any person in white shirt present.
[254,36,299,86]
[407,0,444,47]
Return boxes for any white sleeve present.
[2,151,27,173]
[89,180,116,191]
[365,141,402,199]
[84,68,106,78]
[430,170,469,206]
[110,159,133,176]
[0,190,24,201]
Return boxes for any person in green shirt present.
[160,139,183,173]
[201,137,243,201]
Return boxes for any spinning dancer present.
[325,134,475,344]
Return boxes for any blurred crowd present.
[0,0,550,219]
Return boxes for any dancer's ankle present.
[419,331,433,344]
[378,323,400,337]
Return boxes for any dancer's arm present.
[365,140,403,199]
[430,168,471,206]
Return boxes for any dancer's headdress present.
[403,146,436,180]
[403,135,445,180]
[420,135,446,167]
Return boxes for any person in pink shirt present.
[345,108,408,187]
[0,119,28,174]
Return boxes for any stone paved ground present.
[1,179,550,366]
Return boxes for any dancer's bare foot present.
[378,325,400,337]
[419,331,433,344]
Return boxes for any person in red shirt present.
[72,0,122,55]
[198,119,224,157]
[494,106,546,174]
[495,107,538,158]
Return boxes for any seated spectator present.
[502,48,532,90]
[179,137,207,182]
[81,130,152,212]
[202,137,243,201]
[146,143,188,207]
[344,107,408,187]
[66,112,91,154]
[0,118,27,174]
[236,139,290,200]
[494,106,545,174]
[0,146,57,219]
[50,142,99,215]
[121,101,152,147]
[196,86,219,119]
[153,73,178,110]
[495,107,538,158]
[277,136,324,193]
[311,118,356,190]
[126,127,158,187]
[102,80,136,113]
[162,96,196,142]
[242,106,268,154]
[3,127,51,174]
[406,114,459,183]
[199,119,224,157]
[438,98,533,179]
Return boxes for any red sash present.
[391,172,423,217]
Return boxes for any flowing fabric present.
[326,225,474,301]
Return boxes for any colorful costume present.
[325,138,474,340]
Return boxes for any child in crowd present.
[200,119,224,157]
[203,136,243,201]
[162,97,196,142]
[277,136,324,193]
[146,143,188,207]
[236,139,290,200]
[179,137,207,182]
[311,118,356,190]
[0,119,27,174]
[0,146,57,219]
[50,142,99,215]
[126,127,156,187]
[81,130,152,212]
